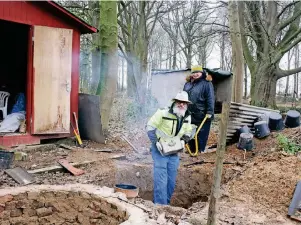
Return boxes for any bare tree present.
[160,1,214,68]
[229,0,244,103]
[118,1,177,114]
[238,1,301,107]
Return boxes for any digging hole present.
[139,191,209,209]
[0,191,128,225]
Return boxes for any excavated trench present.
[115,161,235,209]
[0,188,129,225]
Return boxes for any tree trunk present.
[220,34,225,69]
[91,48,101,94]
[244,63,248,99]
[90,1,101,94]
[127,60,136,97]
[251,66,278,108]
[96,0,118,135]
[172,39,177,69]
[284,51,291,102]
[294,46,299,102]
[229,0,244,103]
[186,45,192,68]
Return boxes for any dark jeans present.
[188,119,212,152]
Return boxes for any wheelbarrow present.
[185,114,209,157]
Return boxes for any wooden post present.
[207,70,233,224]
[207,101,231,225]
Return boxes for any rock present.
[0,204,4,213]
[36,207,53,217]
[10,209,22,217]
[157,212,167,224]
[0,195,13,204]
[23,208,37,217]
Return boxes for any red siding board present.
[71,31,80,122]
[0,2,75,30]
[0,2,82,145]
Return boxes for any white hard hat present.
[172,91,191,103]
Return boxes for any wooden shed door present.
[32,26,73,134]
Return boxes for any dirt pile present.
[178,127,301,225]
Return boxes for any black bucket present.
[0,150,14,170]
[237,133,254,151]
[239,125,252,135]
[285,110,300,128]
[232,125,252,143]
[254,121,270,139]
[268,112,284,131]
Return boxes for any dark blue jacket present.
[183,75,215,123]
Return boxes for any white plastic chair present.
[0,91,10,119]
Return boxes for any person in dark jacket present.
[183,65,215,153]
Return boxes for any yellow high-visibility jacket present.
[147,107,193,141]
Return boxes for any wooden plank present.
[28,154,125,174]
[58,159,85,176]
[32,26,73,134]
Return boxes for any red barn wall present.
[0,1,81,136]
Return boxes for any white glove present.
[181,140,185,149]
[156,142,163,152]
[206,114,212,119]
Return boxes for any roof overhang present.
[42,1,97,34]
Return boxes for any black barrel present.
[78,93,106,143]
[254,121,270,138]
[237,133,254,151]
[285,110,300,128]
[268,112,284,131]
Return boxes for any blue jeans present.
[151,144,180,205]
[188,119,212,152]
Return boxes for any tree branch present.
[276,66,301,79]
[274,34,301,64]
[277,1,298,19]
[278,2,301,31]
[238,1,256,74]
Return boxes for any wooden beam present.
[28,154,125,174]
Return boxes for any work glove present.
[181,134,190,144]
[156,142,163,152]
[206,114,212,119]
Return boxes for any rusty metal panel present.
[32,26,73,134]
[5,167,35,185]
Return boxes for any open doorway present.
[0,19,29,134]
